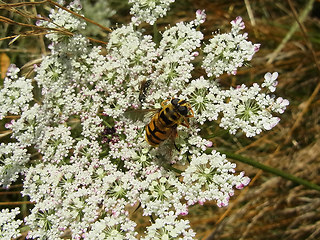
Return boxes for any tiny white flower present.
[262,72,279,92]
[194,9,206,25]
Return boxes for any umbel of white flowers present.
[0,0,288,239]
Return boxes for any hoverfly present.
[124,98,194,147]
[145,98,194,147]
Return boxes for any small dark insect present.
[138,79,152,103]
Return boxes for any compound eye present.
[171,98,179,106]
[178,106,188,116]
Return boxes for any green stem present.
[103,120,112,128]
[21,195,28,218]
[166,164,183,174]
[217,150,320,192]
[153,23,160,47]
[267,0,314,64]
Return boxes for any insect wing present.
[124,108,159,124]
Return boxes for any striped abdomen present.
[145,106,180,146]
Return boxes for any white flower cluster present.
[181,77,224,124]
[219,80,289,137]
[0,142,30,188]
[182,73,289,137]
[148,20,204,102]
[105,23,157,115]
[36,0,86,42]
[202,16,260,77]
[129,0,175,25]
[0,65,33,119]
[142,212,195,240]
[0,208,22,240]
[0,1,289,239]
[182,151,250,207]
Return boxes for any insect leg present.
[181,106,194,127]
[161,98,170,107]
[169,128,180,151]
[185,106,194,118]
[173,141,180,151]
[180,119,190,128]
